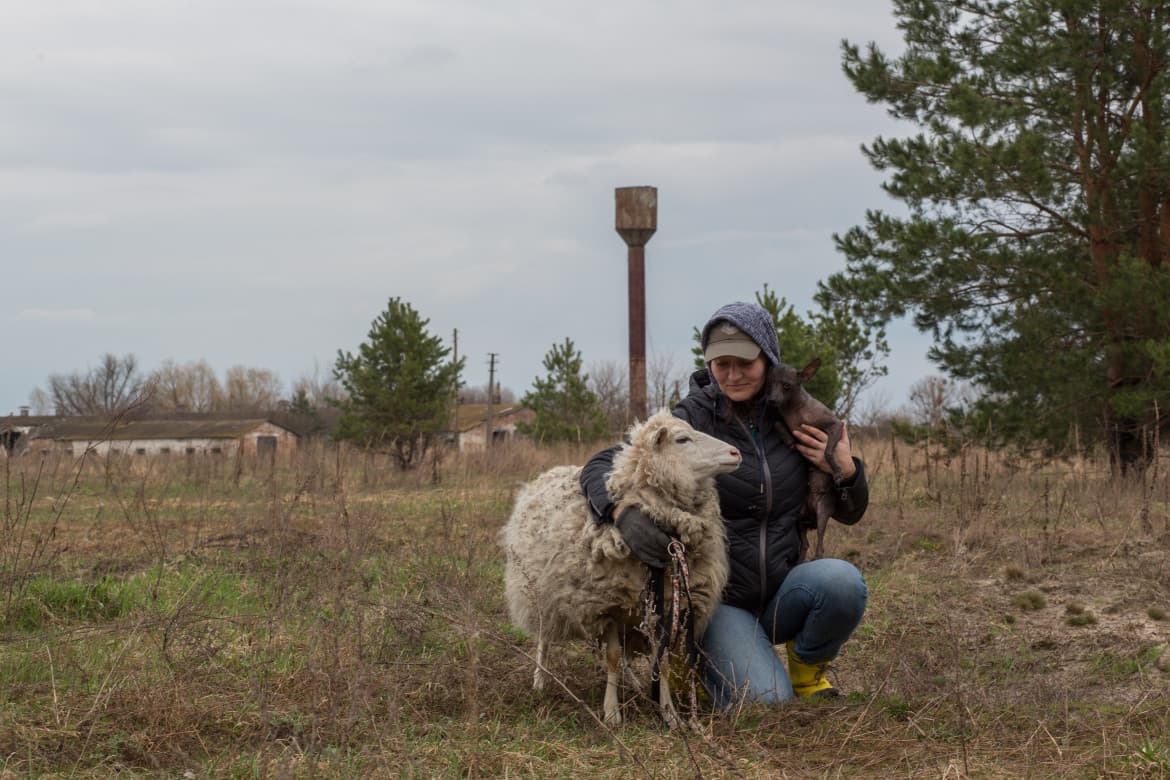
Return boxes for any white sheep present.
[500,410,741,726]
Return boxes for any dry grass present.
[1,433,1169,779]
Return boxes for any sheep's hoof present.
[603,707,622,726]
[660,703,682,730]
[532,669,547,691]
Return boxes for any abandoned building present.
[1,414,299,458]
[445,404,535,452]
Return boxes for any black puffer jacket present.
[580,370,868,613]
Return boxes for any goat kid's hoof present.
[603,708,622,726]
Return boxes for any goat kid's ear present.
[799,357,821,381]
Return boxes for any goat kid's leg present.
[823,422,846,482]
[797,525,811,564]
[603,624,622,725]
[533,636,549,691]
[810,472,835,561]
[814,505,830,560]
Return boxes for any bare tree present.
[149,359,222,412]
[27,387,52,415]
[43,353,149,415]
[291,361,347,408]
[588,359,628,434]
[457,382,515,405]
[906,376,960,428]
[850,387,892,430]
[222,365,283,412]
[647,351,688,413]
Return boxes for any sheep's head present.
[623,410,742,493]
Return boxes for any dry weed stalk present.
[2,426,1167,776]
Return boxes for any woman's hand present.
[613,504,672,569]
[791,423,857,481]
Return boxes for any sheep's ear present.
[654,425,671,449]
[799,358,821,382]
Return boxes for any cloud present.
[0,1,930,415]
[16,308,96,322]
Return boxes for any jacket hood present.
[699,302,782,367]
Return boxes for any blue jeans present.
[700,558,867,709]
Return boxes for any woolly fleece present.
[501,411,732,653]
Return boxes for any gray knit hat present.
[700,302,781,367]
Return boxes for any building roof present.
[448,404,529,433]
[10,417,289,441]
[0,415,59,431]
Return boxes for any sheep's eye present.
[675,435,692,444]
[782,382,793,392]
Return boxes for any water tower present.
[614,186,657,422]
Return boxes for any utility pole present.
[486,352,498,449]
[451,328,460,432]
[615,186,657,423]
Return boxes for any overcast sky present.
[2,1,934,418]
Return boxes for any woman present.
[579,301,869,707]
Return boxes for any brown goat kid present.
[765,358,845,561]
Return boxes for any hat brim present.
[704,342,762,362]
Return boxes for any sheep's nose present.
[729,448,740,458]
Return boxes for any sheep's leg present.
[533,636,549,691]
[603,624,622,725]
[656,578,682,729]
[658,655,681,730]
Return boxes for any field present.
[2,433,1169,779]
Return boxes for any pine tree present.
[820,0,1170,471]
[519,338,608,443]
[332,298,463,469]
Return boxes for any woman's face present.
[709,355,767,403]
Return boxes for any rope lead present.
[647,538,699,714]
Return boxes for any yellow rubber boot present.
[785,642,838,699]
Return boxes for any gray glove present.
[615,506,672,569]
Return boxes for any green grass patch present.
[1123,737,1170,774]
[913,534,942,551]
[3,575,134,631]
[1090,651,1142,678]
[879,695,912,721]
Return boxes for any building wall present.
[22,422,298,458]
[238,422,298,456]
[64,438,242,457]
[458,409,536,452]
